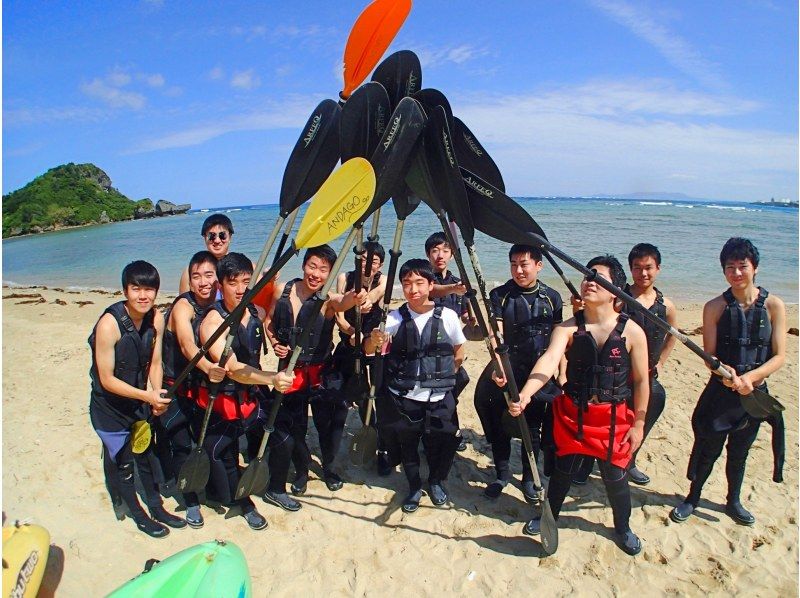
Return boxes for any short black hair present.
[424,231,449,255]
[188,250,218,273]
[122,260,160,290]
[303,244,337,268]
[509,244,542,262]
[217,252,252,282]
[628,243,662,267]
[586,255,626,290]
[719,237,760,269]
[201,214,234,236]
[363,241,385,264]
[399,258,435,282]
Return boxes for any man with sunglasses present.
[179,214,234,294]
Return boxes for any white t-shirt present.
[383,303,466,403]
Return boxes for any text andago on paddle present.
[327,195,370,233]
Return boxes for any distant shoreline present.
[2,212,191,241]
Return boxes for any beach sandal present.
[401,489,424,513]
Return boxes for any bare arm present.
[657,297,679,369]
[148,309,165,391]
[178,267,190,294]
[333,273,354,336]
[172,299,225,381]
[454,343,464,370]
[264,282,288,358]
[737,295,786,392]
[511,322,574,413]
[622,321,650,454]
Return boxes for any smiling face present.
[401,271,434,310]
[509,251,543,288]
[630,255,660,290]
[302,255,332,293]
[723,257,757,291]
[189,260,218,302]
[204,224,232,259]
[124,284,158,316]
[220,272,250,311]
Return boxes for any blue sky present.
[3,0,797,206]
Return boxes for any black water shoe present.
[522,480,542,505]
[324,471,344,492]
[149,505,187,529]
[185,506,204,529]
[669,501,695,523]
[429,483,449,506]
[616,529,642,556]
[401,489,424,513]
[290,475,308,496]
[133,514,169,538]
[483,480,507,499]
[522,517,541,536]
[726,501,755,526]
[628,466,651,486]
[263,491,302,512]
[243,509,269,531]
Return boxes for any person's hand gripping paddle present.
[176,158,377,495]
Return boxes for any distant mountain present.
[590,191,706,202]
[2,163,188,238]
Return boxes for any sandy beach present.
[2,285,797,596]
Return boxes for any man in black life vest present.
[366,259,467,513]
[621,243,678,486]
[89,260,185,538]
[671,238,786,526]
[160,250,226,528]
[477,244,564,501]
[263,245,367,510]
[510,256,650,556]
[426,232,475,452]
[198,253,294,531]
[333,241,390,473]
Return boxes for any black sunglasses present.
[206,231,229,242]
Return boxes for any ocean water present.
[3,198,797,303]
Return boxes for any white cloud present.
[142,73,165,87]
[106,69,132,87]
[230,69,260,90]
[126,95,317,153]
[80,78,146,110]
[456,80,796,201]
[416,43,489,69]
[208,66,225,81]
[164,86,183,97]
[589,0,727,90]
[4,106,108,126]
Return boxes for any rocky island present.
[2,163,190,238]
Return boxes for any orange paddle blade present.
[341,0,412,99]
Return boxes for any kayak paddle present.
[371,50,422,112]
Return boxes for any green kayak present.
[107,540,251,597]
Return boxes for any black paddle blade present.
[460,167,547,244]
[424,105,475,246]
[452,116,505,191]
[404,131,442,212]
[540,499,559,555]
[413,88,454,131]
[177,448,210,494]
[371,50,422,112]
[364,96,426,224]
[343,371,370,402]
[391,186,421,220]
[742,388,785,419]
[234,457,269,500]
[279,99,342,216]
[340,82,391,162]
[349,425,379,466]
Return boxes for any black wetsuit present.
[619,285,669,476]
[377,305,461,492]
[89,301,163,519]
[474,280,562,482]
[684,287,781,506]
[269,279,341,492]
[196,300,266,513]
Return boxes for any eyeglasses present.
[206,231,229,242]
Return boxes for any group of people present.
[89,213,786,556]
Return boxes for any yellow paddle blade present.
[131,420,152,454]
[295,157,375,248]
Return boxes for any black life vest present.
[339,270,383,343]
[272,278,334,365]
[433,270,465,315]
[497,281,557,370]
[716,288,771,376]
[162,291,205,382]
[89,301,157,418]
[564,312,632,458]
[623,285,668,371]
[384,305,456,392]
[202,300,264,394]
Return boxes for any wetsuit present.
[684,287,782,507]
[89,301,163,519]
[377,304,466,492]
[474,280,562,482]
[623,285,668,454]
[194,300,266,513]
[269,279,341,492]
[545,312,635,534]
[158,291,205,505]
[433,270,470,399]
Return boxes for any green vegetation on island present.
[2,163,189,238]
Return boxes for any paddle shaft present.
[352,227,365,377]
[544,252,580,300]
[273,207,300,265]
[252,227,360,460]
